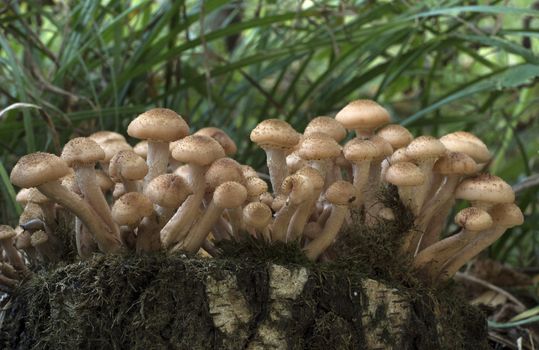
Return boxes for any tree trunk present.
[0,254,488,349]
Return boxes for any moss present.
[0,187,488,349]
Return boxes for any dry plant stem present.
[178,200,225,253]
[37,180,122,253]
[75,165,119,238]
[75,217,97,259]
[144,141,170,188]
[413,229,477,272]
[264,147,288,194]
[437,226,506,282]
[160,165,206,248]
[304,205,347,260]
[272,202,301,242]
[1,239,26,271]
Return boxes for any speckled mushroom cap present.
[325,180,357,206]
[127,108,189,143]
[89,131,126,145]
[370,135,393,159]
[19,203,44,226]
[61,137,105,166]
[213,181,247,209]
[16,188,49,206]
[295,166,324,191]
[304,116,347,143]
[440,131,491,164]
[335,99,390,132]
[250,119,300,150]
[433,152,478,176]
[0,225,16,241]
[241,165,258,179]
[101,140,133,163]
[489,203,524,228]
[455,174,515,204]
[390,148,411,164]
[205,158,246,191]
[405,136,446,161]
[281,174,314,205]
[243,202,272,229]
[297,132,341,161]
[133,141,148,160]
[171,135,225,166]
[112,192,153,226]
[454,207,492,231]
[385,162,425,187]
[109,150,148,182]
[11,152,71,188]
[30,230,48,246]
[376,124,413,150]
[343,138,379,162]
[245,176,268,198]
[195,127,237,156]
[145,174,191,208]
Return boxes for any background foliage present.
[1,0,538,334]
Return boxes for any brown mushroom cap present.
[385,162,425,186]
[440,131,491,163]
[295,166,325,191]
[376,124,413,150]
[325,180,357,206]
[195,127,237,156]
[245,176,268,198]
[335,99,390,131]
[243,202,272,229]
[127,108,189,142]
[454,207,493,231]
[145,174,191,208]
[15,230,32,249]
[370,135,393,159]
[112,192,153,226]
[241,165,259,179]
[61,137,105,166]
[405,136,446,161]
[343,138,379,162]
[30,229,49,246]
[11,152,71,188]
[304,116,347,143]
[213,182,247,209]
[101,140,133,163]
[390,148,411,164]
[88,131,126,145]
[16,188,49,206]
[281,174,314,205]
[433,152,478,176]
[0,225,16,241]
[205,158,246,191]
[171,135,225,166]
[109,150,149,182]
[297,132,341,160]
[489,203,524,228]
[250,119,300,150]
[455,174,515,204]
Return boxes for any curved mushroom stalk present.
[75,217,98,259]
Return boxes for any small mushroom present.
[0,225,26,271]
[109,150,148,193]
[335,99,390,139]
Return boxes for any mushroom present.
[16,188,56,230]
[243,202,272,240]
[385,162,425,216]
[271,174,313,242]
[343,138,379,206]
[250,119,300,194]
[160,135,225,248]
[145,174,191,226]
[439,131,491,169]
[133,140,148,160]
[177,181,247,253]
[413,207,493,275]
[10,152,122,253]
[245,176,268,203]
[127,108,189,187]
[335,99,390,139]
[111,192,154,251]
[96,139,132,174]
[297,132,341,184]
[195,127,238,156]
[437,203,523,282]
[109,150,148,193]
[376,124,413,150]
[61,137,119,238]
[303,180,356,260]
[304,116,347,143]
[0,225,26,271]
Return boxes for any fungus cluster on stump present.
[1,103,522,301]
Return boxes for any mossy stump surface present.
[0,244,487,350]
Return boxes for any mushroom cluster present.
[0,103,523,291]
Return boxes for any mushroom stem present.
[37,180,122,253]
[1,238,26,271]
[144,141,169,188]
[176,200,224,253]
[351,161,371,206]
[264,147,287,194]
[136,215,162,253]
[226,207,243,237]
[75,165,119,238]
[75,217,97,259]
[271,201,301,242]
[304,205,347,260]
[415,160,437,213]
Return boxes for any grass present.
[0,0,538,303]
